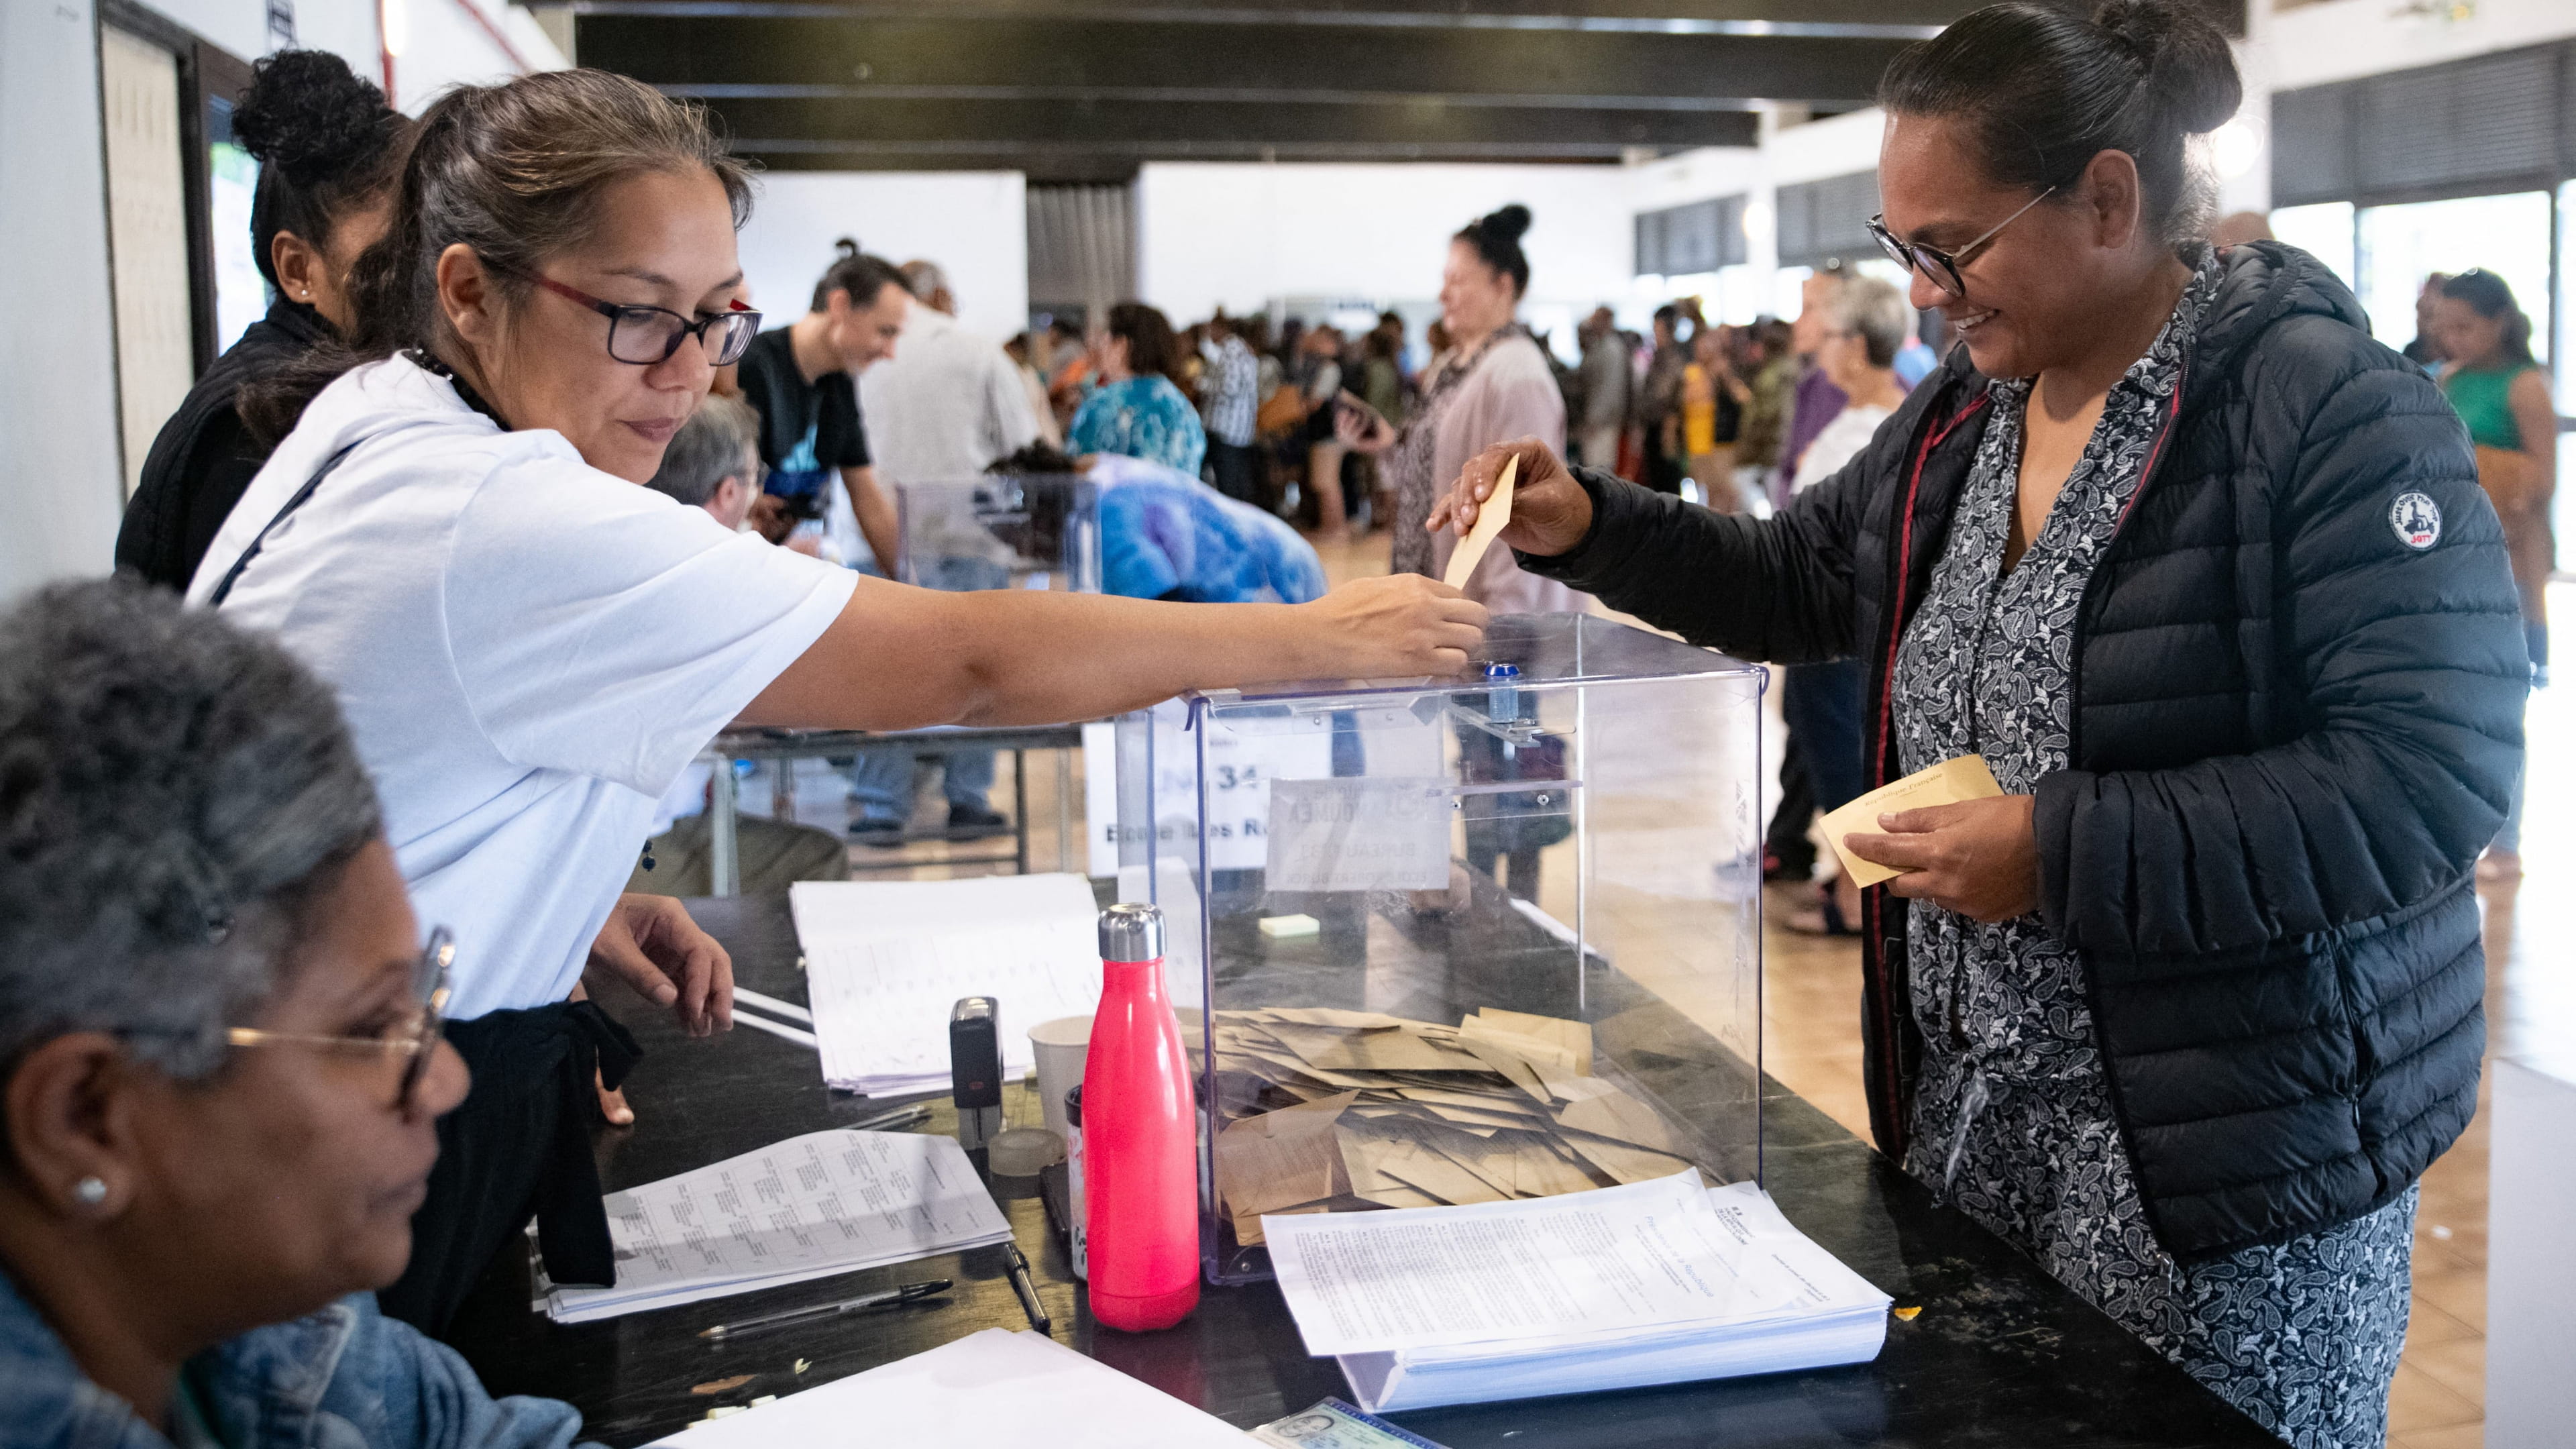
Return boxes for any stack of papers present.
[542,1129,1012,1324]
[792,875,1102,1097]
[1263,1173,1891,1413]
[1211,1007,1701,1244]
[654,1328,1256,1448]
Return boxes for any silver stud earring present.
[72,1176,107,1208]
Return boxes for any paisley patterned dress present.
[1886,251,2416,1449]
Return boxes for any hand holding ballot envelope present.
[1828,755,2041,924]
[1428,439,1595,559]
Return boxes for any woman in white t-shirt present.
[191,70,1485,1335]
[1781,276,1920,936]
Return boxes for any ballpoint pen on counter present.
[1002,1242,1051,1335]
[849,1101,934,1133]
[698,1279,953,1340]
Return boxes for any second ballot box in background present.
[895,473,1102,595]
[1111,614,1766,1287]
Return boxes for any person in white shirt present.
[849,259,1048,841]
[1782,276,1917,936]
[192,68,1485,1337]
[859,260,1042,488]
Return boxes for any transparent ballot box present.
[894,474,1101,594]
[1113,614,1766,1286]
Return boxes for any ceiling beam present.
[578,15,1914,106]
[572,0,1967,38]
[705,95,1756,150]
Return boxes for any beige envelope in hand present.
[1442,455,1519,590]
[1818,753,2002,888]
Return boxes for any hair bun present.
[1473,203,1534,243]
[232,50,394,187]
[2093,0,2242,134]
[833,236,861,259]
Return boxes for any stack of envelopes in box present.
[1210,1007,1702,1245]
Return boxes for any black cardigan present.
[116,299,329,590]
[1525,242,2525,1258]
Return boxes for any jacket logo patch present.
[2390,492,2441,551]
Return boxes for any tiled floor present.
[852,534,2559,1446]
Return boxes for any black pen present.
[1002,1242,1051,1335]
[697,1279,952,1340]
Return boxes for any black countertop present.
[449,896,2275,1448]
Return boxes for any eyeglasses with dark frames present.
[1867,186,2057,298]
[123,928,454,1113]
[512,269,763,367]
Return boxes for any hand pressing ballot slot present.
[1817,753,2002,888]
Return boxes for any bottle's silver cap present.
[1099,902,1165,961]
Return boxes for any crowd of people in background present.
[2401,266,2561,880]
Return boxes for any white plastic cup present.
[1030,1014,1092,1140]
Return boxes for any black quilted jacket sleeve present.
[1514,380,1934,664]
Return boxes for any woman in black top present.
[115,50,411,589]
[1432,5,2520,1444]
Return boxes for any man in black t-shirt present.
[733,244,912,570]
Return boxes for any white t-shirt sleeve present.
[442,451,859,794]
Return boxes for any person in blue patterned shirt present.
[1069,303,1208,478]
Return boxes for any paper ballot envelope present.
[1817,753,2002,888]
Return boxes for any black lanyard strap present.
[204,441,360,608]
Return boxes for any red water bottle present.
[1082,903,1201,1332]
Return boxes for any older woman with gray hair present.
[1776,275,1918,936]
[0,578,588,1448]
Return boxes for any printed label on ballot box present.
[1266,777,1451,892]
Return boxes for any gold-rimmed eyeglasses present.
[129,928,453,1112]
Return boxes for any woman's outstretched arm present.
[743,572,1487,729]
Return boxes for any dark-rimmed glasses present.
[519,271,762,366]
[1867,186,2057,298]
[128,928,455,1112]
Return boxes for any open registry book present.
[790,874,1102,1097]
[541,1128,1012,1324]
[1262,1173,1892,1413]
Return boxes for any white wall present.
[1136,162,1644,324]
[736,172,1029,341]
[2,0,127,602]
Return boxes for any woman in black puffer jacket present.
[1433,5,2522,1446]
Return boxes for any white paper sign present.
[1082,719,1120,877]
[1265,777,1452,892]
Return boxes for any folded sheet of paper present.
[1263,1176,1891,1413]
[653,1328,1256,1448]
[1208,1008,1701,1246]
[541,1128,1012,1324]
[1441,455,1518,589]
[1816,753,2002,888]
[792,875,1101,1097]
